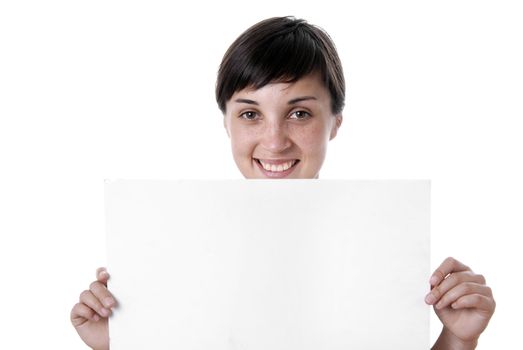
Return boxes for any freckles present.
[294,122,328,149]
[230,125,259,155]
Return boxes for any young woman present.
[70,16,495,350]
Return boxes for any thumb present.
[96,267,110,286]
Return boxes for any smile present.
[253,158,300,177]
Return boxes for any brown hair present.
[215,16,345,115]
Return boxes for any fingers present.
[94,267,116,308]
[90,278,116,308]
[89,267,116,310]
[96,267,110,285]
[452,293,496,313]
[80,289,112,319]
[71,302,100,326]
[432,282,492,310]
[429,257,470,287]
[71,267,116,329]
[426,270,486,304]
[425,257,494,312]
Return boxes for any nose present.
[260,120,292,153]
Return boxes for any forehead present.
[229,73,330,103]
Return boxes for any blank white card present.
[105,180,430,349]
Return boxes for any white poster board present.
[105,180,430,349]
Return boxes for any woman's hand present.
[426,257,495,349]
[70,267,115,350]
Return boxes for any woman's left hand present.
[425,257,496,344]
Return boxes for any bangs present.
[217,18,329,112]
[216,17,345,114]
[234,23,326,90]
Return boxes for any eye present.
[289,110,311,120]
[239,111,258,120]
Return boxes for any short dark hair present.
[215,16,345,115]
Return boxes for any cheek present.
[293,121,330,153]
[229,124,257,159]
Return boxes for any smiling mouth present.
[253,158,300,173]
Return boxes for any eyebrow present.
[233,96,317,106]
[288,96,317,104]
[234,98,259,105]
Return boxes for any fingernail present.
[100,308,109,317]
[103,297,115,308]
[425,293,436,304]
[429,275,439,286]
[93,314,100,322]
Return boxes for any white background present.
[0,0,521,348]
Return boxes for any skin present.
[70,74,495,350]
[222,72,342,179]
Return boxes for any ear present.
[329,114,343,140]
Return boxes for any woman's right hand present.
[70,267,115,350]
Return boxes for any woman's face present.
[223,73,342,179]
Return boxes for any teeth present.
[259,159,297,172]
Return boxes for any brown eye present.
[290,110,311,120]
[239,111,258,120]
